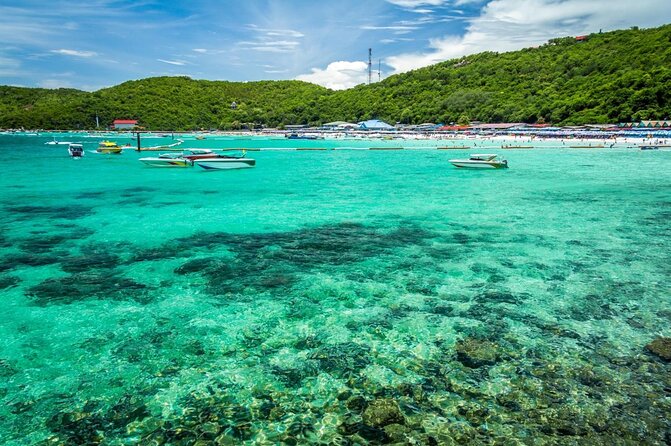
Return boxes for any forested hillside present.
[1,24,670,130]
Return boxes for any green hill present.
[2,24,670,130]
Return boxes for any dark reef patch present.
[5,204,94,221]
[455,337,501,368]
[75,190,108,199]
[130,244,188,263]
[174,222,436,295]
[26,272,149,306]
[646,337,671,361]
[60,252,121,273]
[0,252,61,271]
[270,361,320,388]
[308,342,371,375]
[473,289,528,305]
[0,233,11,248]
[46,396,150,445]
[0,274,21,290]
[17,227,94,254]
[118,186,158,196]
[174,257,221,275]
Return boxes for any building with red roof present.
[113,119,138,130]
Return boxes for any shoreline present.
[3,129,668,148]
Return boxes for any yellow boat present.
[97,140,123,154]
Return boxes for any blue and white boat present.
[449,154,508,169]
[194,151,255,170]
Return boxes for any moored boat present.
[68,143,84,158]
[96,140,123,154]
[639,145,660,150]
[449,154,508,169]
[139,153,193,167]
[194,152,255,170]
[286,133,324,140]
[181,149,218,160]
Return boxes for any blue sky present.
[1,0,670,91]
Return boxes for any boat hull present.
[139,157,193,167]
[450,160,508,169]
[195,158,256,170]
[96,148,122,154]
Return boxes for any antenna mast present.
[378,59,381,82]
[368,48,372,85]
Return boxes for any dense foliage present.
[2,24,671,129]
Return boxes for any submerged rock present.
[646,337,671,361]
[308,342,371,374]
[362,398,405,427]
[455,337,500,368]
[174,257,220,274]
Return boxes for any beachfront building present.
[321,121,359,130]
[469,123,525,132]
[358,119,394,131]
[113,119,138,130]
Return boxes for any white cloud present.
[386,0,671,74]
[246,24,305,38]
[51,49,97,57]
[39,79,73,89]
[361,25,418,31]
[238,40,300,53]
[193,48,207,53]
[453,0,485,5]
[296,61,369,90]
[237,25,305,53]
[386,0,446,7]
[157,59,186,66]
[381,37,415,44]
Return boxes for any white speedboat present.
[68,143,84,158]
[139,153,193,167]
[46,140,72,145]
[449,154,508,169]
[194,154,256,170]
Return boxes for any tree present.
[457,114,470,126]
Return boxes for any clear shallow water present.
[1,135,670,445]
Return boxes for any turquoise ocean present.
[1,133,670,444]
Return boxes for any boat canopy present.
[469,154,498,160]
[183,149,214,155]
